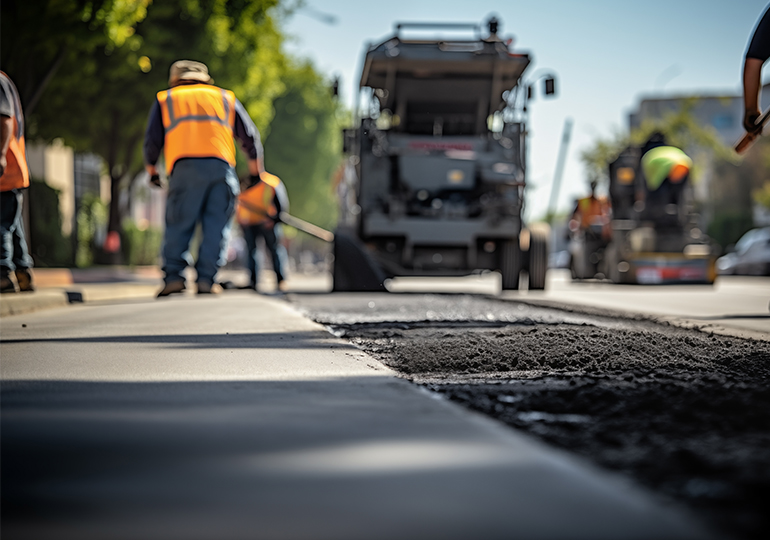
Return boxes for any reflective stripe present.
[165,89,175,127]
[156,85,237,173]
[164,88,232,133]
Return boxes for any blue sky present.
[282,0,769,220]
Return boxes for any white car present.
[716,227,770,276]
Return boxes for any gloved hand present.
[149,174,163,188]
[744,110,762,134]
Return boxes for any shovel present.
[236,199,385,291]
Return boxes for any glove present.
[149,174,162,188]
[743,110,762,134]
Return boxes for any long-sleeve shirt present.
[143,92,263,168]
[273,179,289,216]
[747,6,770,62]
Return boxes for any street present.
[0,281,723,540]
[385,270,769,338]
[4,2,769,539]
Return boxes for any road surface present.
[0,291,710,540]
[384,270,769,338]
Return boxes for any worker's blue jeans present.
[161,158,238,286]
[242,223,287,288]
[0,189,33,278]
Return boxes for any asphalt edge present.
[505,296,770,341]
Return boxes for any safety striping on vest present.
[163,88,233,133]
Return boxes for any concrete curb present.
[1,284,159,318]
[0,290,70,318]
[1,267,165,318]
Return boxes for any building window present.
[712,114,734,129]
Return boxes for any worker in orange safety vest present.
[1,71,34,293]
[144,60,265,297]
[236,172,290,292]
[570,181,611,240]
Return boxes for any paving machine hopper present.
[334,18,554,291]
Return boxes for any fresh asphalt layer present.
[0,292,714,539]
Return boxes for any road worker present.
[0,71,34,294]
[143,60,264,296]
[570,181,611,240]
[639,133,692,221]
[236,172,290,292]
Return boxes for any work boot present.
[196,281,222,295]
[157,281,186,298]
[0,275,17,293]
[15,268,35,292]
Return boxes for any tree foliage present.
[0,0,152,115]
[3,0,344,264]
[263,61,343,232]
[12,0,290,241]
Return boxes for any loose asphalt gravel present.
[289,292,770,540]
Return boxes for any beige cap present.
[168,60,212,86]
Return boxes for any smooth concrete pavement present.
[1,292,714,539]
[387,271,770,339]
[3,266,768,340]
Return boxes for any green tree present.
[263,61,342,234]
[24,0,290,260]
[0,0,151,116]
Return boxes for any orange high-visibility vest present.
[237,172,282,226]
[0,71,29,191]
[156,84,237,174]
[641,146,692,191]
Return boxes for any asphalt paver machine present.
[334,18,553,291]
[602,146,717,284]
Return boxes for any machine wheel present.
[528,230,548,290]
[501,239,522,290]
[332,233,386,292]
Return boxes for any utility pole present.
[546,117,573,219]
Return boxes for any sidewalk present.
[2,289,715,539]
[0,267,160,318]
[0,266,331,318]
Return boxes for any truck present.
[333,18,554,292]
[598,145,717,284]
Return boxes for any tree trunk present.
[101,106,124,265]
[24,45,68,117]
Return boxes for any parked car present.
[716,227,770,276]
